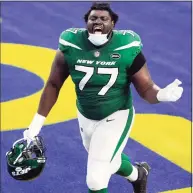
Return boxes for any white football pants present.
[77,107,135,191]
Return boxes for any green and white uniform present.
[58,28,142,120]
[58,28,143,191]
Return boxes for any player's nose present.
[94,18,103,24]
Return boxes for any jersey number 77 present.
[75,65,118,96]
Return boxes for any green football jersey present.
[58,28,143,120]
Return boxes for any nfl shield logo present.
[94,51,100,57]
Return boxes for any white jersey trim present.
[113,41,141,51]
[59,38,82,50]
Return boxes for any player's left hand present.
[156,79,183,102]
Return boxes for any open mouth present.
[93,25,103,34]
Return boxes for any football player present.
[22,2,183,193]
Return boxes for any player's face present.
[87,10,113,34]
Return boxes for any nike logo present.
[106,119,115,122]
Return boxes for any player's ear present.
[112,21,114,27]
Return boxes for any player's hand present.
[156,79,183,102]
[23,113,46,145]
[23,129,37,145]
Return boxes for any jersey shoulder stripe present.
[58,28,84,52]
[113,29,143,53]
[114,41,141,51]
[59,38,82,50]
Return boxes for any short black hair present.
[84,2,119,25]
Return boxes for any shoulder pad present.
[58,28,84,52]
[116,30,141,43]
[113,30,143,53]
[60,28,79,40]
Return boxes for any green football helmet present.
[6,136,46,181]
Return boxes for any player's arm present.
[130,52,183,104]
[37,50,69,116]
[129,52,160,104]
[23,50,69,143]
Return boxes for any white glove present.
[156,79,183,102]
[23,129,36,145]
[23,113,46,144]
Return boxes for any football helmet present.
[6,136,46,181]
